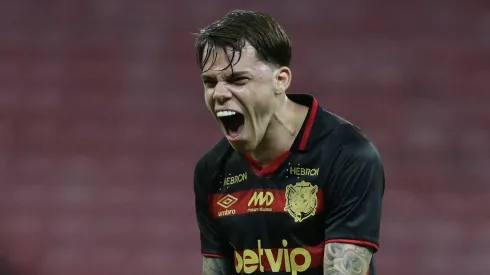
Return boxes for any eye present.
[231,77,249,86]
[203,80,217,88]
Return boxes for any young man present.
[193,10,385,275]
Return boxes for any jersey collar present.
[288,94,321,152]
[242,94,322,176]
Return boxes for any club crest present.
[284,181,319,222]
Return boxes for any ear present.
[274,66,292,95]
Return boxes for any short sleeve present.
[324,141,385,252]
[194,160,231,258]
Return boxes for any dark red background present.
[0,0,488,274]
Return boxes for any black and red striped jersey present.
[194,94,385,275]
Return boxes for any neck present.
[249,97,309,165]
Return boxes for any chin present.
[227,138,256,154]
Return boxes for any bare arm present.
[202,257,232,275]
[323,243,373,275]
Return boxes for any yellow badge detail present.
[284,181,319,222]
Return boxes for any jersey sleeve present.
[323,140,385,252]
[194,160,231,258]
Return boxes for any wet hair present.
[195,10,292,72]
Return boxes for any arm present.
[323,137,384,275]
[323,243,373,275]
[194,159,233,275]
[202,257,233,275]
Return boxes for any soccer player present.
[193,10,385,275]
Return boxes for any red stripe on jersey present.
[202,253,224,258]
[233,240,324,272]
[209,188,324,219]
[244,151,290,177]
[243,97,319,176]
[299,97,318,150]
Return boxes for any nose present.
[212,82,232,104]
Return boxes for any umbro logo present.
[217,194,238,209]
[216,194,238,217]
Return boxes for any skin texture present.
[323,243,373,275]
[201,43,308,164]
[202,257,230,275]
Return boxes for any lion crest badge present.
[284,180,319,222]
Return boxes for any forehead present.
[201,43,272,76]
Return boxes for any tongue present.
[227,124,244,138]
[222,113,244,138]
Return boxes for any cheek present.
[254,86,276,106]
[204,90,213,108]
[247,89,276,118]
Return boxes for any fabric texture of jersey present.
[194,94,385,275]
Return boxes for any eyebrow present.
[201,71,250,81]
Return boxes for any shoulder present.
[194,138,232,175]
[314,109,383,174]
[194,138,233,196]
[337,125,380,161]
[319,109,381,161]
[333,124,383,172]
[325,124,385,199]
[321,122,385,199]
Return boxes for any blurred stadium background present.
[0,0,488,274]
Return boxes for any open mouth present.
[216,110,245,138]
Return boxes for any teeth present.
[216,110,237,117]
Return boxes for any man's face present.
[201,43,279,153]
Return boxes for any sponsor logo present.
[234,240,311,275]
[284,181,319,222]
[289,166,319,177]
[247,191,274,212]
[217,194,238,217]
[210,188,323,218]
[224,172,248,186]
